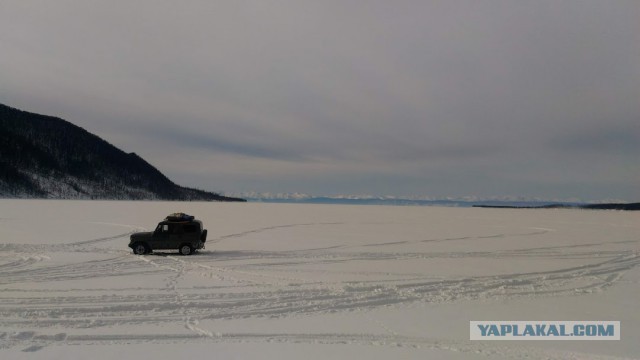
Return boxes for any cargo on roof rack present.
[165,213,195,222]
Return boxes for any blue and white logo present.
[470,321,620,340]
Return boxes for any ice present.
[0,200,638,359]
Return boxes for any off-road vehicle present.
[129,213,207,255]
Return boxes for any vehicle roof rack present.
[165,212,195,222]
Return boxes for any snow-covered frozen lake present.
[1,200,638,359]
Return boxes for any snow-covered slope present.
[0,200,638,359]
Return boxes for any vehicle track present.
[2,250,637,328]
[1,220,638,357]
[2,330,633,359]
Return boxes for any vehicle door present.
[182,223,200,247]
[167,223,184,249]
[152,223,171,249]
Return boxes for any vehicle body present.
[128,213,207,255]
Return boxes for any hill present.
[473,203,639,211]
[0,103,244,201]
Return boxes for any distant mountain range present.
[0,103,244,201]
[228,192,638,210]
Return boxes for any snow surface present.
[0,200,639,359]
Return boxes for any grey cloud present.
[548,126,640,155]
[1,0,639,200]
[145,125,313,162]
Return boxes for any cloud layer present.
[1,0,639,200]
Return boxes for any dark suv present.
[129,213,208,255]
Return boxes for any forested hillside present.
[0,103,244,201]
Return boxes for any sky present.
[1,0,639,201]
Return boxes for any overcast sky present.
[1,1,639,201]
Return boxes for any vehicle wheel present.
[132,243,149,255]
[179,244,193,256]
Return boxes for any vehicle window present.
[162,224,169,233]
[183,224,198,233]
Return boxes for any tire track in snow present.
[2,252,637,331]
[2,219,638,357]
[4,232,639,324]
[0,255,155,285]
[2,330,633,359]
[209,222,344,244]
[361,227,555,248]
[0,225,141,253]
